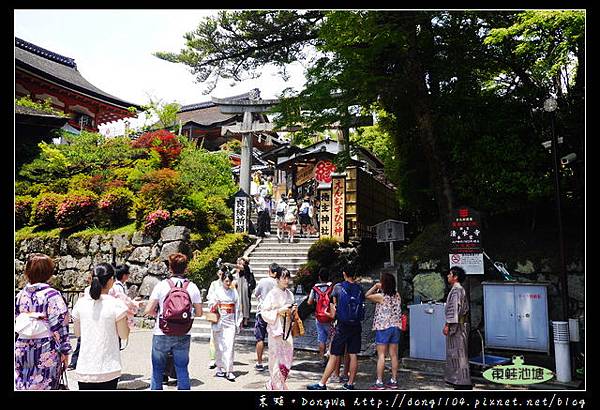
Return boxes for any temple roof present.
[15,37,141,111]
[177,92,259,128]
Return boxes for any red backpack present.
[313,284,334,323]
[159,279,194,336]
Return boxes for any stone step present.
[260,237,319,243]
[251,250,311,256]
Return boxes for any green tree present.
[155,10,584,227]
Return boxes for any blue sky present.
[14,9,307,133]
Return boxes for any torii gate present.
[213,89,279,233]
[212,88,278,195]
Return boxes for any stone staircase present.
[191,213,319,344]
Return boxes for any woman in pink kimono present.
[207,272,242,382]
[260,268,296,390]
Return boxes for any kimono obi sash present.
[218,303,236,314]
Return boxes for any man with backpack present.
[144,253,203,390]
[307,267,334,367]
[307,263,365,390]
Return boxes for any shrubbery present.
[293,260,320,291]
[187,233,250,290]
[171,208,195,228]
[144,209,170,237]
[131,130,183,167]
[307,237,339,267]
[55,190,98,228]
[15,196,34,229]
[98,187,135,227]
[31,193,64,227]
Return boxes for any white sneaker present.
[208,360,216,369]
[226,372,236,381]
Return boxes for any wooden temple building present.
[260,137,399,242]
[15,37,140,134]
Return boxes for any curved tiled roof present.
[15,37,141,110]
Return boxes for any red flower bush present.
[15,196,34,229]
[144,209,170,237]
[31,193,65,227]
[98,187,134,227]
[131,130,183,167]
[55,190,98,228]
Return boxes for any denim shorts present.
[330,321,362,355]
[315,321,332,344]
[375,326,401,345]
[254,314,268,341]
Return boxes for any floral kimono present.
[109,282,138,329]
[261,286,295,390]
[444,282,471,386]
[15,283,71,390]
[207,284,242,373]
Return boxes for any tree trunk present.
[406,13,455,226]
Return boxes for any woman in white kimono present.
[234,258,251,328]
[260,268,296,390]
[207,272,242,382]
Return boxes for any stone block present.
[15,259,25,275]
[413,272,445,302]
[61,269,89,290]
[112,233,131,253]
[76,256,92,272]
[131,231,154,246]
[160,226,190,242]
[58,255,78,270]
[89,235,101,254]
[92,253,113,265]
[100,235,113,253]
[138,274,162,297]
[67,237,89,257]
[127,264,147,285]
[150,244,161,260]
[146,260,168,277]
[159,241,190,261]
[128,246,152,263]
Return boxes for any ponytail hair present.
[89,263,115,300]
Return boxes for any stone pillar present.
[239,111,253,195]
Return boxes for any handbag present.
[282,307,304,340]
[55,363,69,390]
[205,304,220,324]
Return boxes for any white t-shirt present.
[71,294,128,383]
[254,277,277,314]
[149,277,202,336]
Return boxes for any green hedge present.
[187,233,251,290]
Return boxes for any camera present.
[560,153,577,166]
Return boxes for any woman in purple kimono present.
[15,253,71,390]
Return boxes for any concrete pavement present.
[64,328,539,391]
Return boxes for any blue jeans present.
[151,335,191,390]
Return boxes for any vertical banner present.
[319,189,332,237]
[234,196,249,233]
[331,174,346,242]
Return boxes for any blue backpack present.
[335,282,365,323]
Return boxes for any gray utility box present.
[483,282,549,353]
[409,302,447,361]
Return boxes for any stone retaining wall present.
[15,226,192,299]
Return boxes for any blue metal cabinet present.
[483,282,549,352]
[409,302,447,361]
